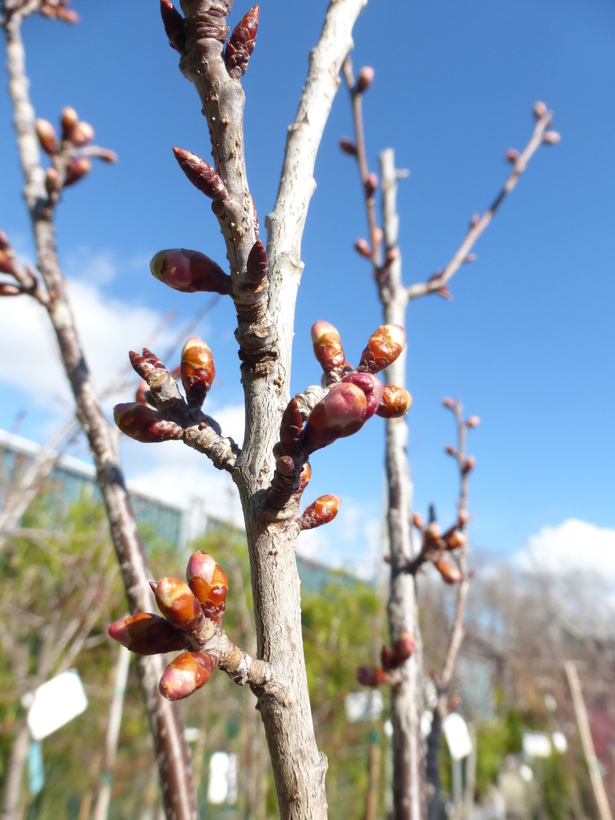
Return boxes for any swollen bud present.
[412,513,424,530]
[357,665,389,687]
[173,147,228,200]
[225,6,259,79]
[246,239,268,285]
[64,158,92,187]
[70,121,95,147]
[434,559,463,585]
[357,66,375,93]
[463,455,476,473]
[186,552,228,627]
[533,101,547,119]
[311,321,346,374]
[354,238,372,259]
[442,397,456,409]
[108,612,187,655]
[150,248,231,295]
[45,168,62,196]
[279,398,304,454]
[35,119,59,156]
[303,382,367,453]
[341,372,384,418]
[339,137,358,156]
[60,107,79,142]
[376,385,412,419]
[381,645,393,673]
[364,172,378,197]
[180,337,215,406]
[445,531,467,551]
[153,577,202,630]
[392,633,416,664]
[359,324,406,374]
[445,445,457,457]
[160,0,186,53]
[159,652,218,701]
[543,131,561,145]
[0,284,21,297]
[466,415,480,428]
[113,402,183,444]
[505,148,520,163]
[298,494,341,530]
[297,461,311,496]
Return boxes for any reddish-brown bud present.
[445,445,457,457]
[135,380,149,405]
[533,101,547,119]
[246,239,268,284]
[354,238,372,259]
[129,348,167,382]
[392,633,416,664]
[339,137,358,156]
[64,158,92,187]
[364,172,378,197]
[0,284,22,297]
[159,652,218,701]
[60,106,79,141]
[35,119,59,155]
[442,397,456,409]
[45,168,62,196]
[466,415,480,428]
[341,372,384,419]
[153,576,202,630]
[311,321,346,374]
[181,336,215,406]
[173,147,228,200]
[445,531,467,551]
[357,66,375,93]
[108,612,187,655]
[113,402,183,444]
[150,248,231,295]
[55,6,79,23]
[434,558,463,585]
[359,324,406,374]
[376,385,413,419]
[463,455,476,473]
[543,131,561,145]
[297,461,311,496]
[279,398,303,453]
[381,645,393,672]
[412,513,424,530]
[186,552,228,627]
[505,148,520,163]
[160,0,186,52]
[298,494,341,530]
[303,382,367,453]
[70,121,94,147]
[225,6,259,79]
[357,665,389,687]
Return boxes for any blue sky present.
[1,0,614,577]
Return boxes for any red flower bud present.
[357,66,375,93]
[108,612,187,655]
[129,348,167,382]
[392,633,416,664]
[341,372,384,419]
[434,559,463,585]
[160,0,186,53]
[364,172,378,197]
[113,402,183,444]
[0,284,22,297]
[311,321,346,374]
[463,455,476,473]
[354,238,372,259]
[357,665,389,687]
[173,147,228,200]
[246,239,268,285]
[533,101,547,119]
[466,415,480,428]
[180,336,215,406]
[225,5,259,79]
[35,119,59,156]
[543,131,561,145]
[376,385,413,419]
[150,248,231,295]
[153,577,203,630]
[298,494,341,530]
[359,324,406,374]
[60,106,79,142]
[159,652,218,701]
[303,383,368,453]
[339,137,358,156]
[70,121,95,147]
[280,398,304,453]
[297,461,311,496]
[64,158,92,187]
[186,552,228,627]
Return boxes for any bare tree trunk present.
[2,13,197,819]
[1,719,29,820]
[365,738,382,820]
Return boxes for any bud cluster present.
[411,512,469,585]
[356,631,416,688]
[109,551,228,700]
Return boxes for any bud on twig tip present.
[357,66,375,93]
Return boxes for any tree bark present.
[1,719,29,820]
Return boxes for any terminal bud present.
[150,248,231,295]
[108,612,186,655]
[160,0,186,53]
[225,6,259,79]
[357,66,375,93]
[358,324,406,374]
[181,337,215,406]
[354,238,372,258]
[543,131,561,145]
[533,101,547,119]
[311,320,345,374]
[466,415,480,428]
[113,402,183,443]
[159,652,218,701]
[60,106,79,141]
[298,494,341,530]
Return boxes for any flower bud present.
[505,148,520,163]
[153,577,202,630]
[364,172,378,197]
[354,238,372,259]
[311,320,345,374]
[35,119,59,155]
[160,0,186,53]
[98,148,118,164]
[445,531,467,551]
[358,324,406,374]
[279,398,303,453]
[341,372,384,418]
[339,137,358,156]
[135,380,149,405]
[466,415,480,428]
[442,397,455,409]
[150,248,231,295]
[445,445,457,457]
[412,513,424,530]
[357,665,389,687]
[424,522,442,550]
[392,633,416,664]
[108,612,187,655]
[543,131,561,145]
[533,101,547,119]
[381,645,393,672]
[64,158,92,187]
[357,66,375,93]
[297,461,311,496]
[113,402,183,444]
[129,348,167,382]
[458,509,470,526]
[180,336,215,406]
[463,455,476,473]
[60,106,79,141]
[376,385,413,419]
[56,6,79,23]
[159,652,218,701]
[225,5,259,79]
[246,239,268,285]
[173,147,228,200]
[70,121,95,147]
[186,552,228,627]
[303,382,367,453]
[434,559,463,585]
[298,494,341,530]
[0,284,22,297]
[45,168,62,196]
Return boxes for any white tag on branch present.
[443,712,473,760]
[27,669,88,741]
